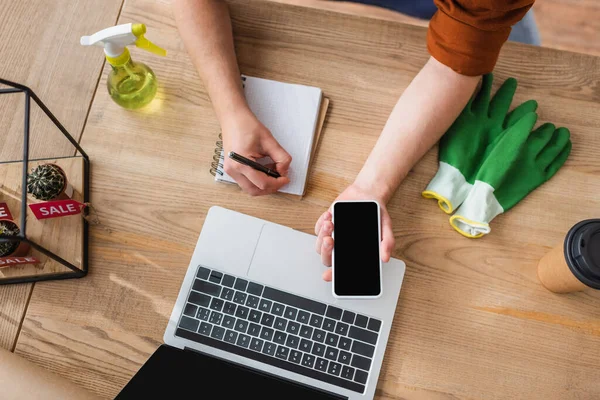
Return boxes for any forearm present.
[173,0,248,125]
[355,57,480,202]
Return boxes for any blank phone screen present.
[333,202,381,297]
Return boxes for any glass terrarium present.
[0,78,89,285]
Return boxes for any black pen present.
[228,151,281,178]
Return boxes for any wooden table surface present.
[2,0,600,399]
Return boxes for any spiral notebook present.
[210,75,328,196]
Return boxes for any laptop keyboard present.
[175,266,382,394]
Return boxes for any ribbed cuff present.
[422,162,472,214]
[450,180,504,238]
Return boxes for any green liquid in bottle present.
[107,59,158,109]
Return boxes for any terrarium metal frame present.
[0,78,90,285]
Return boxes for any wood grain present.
[14,0,600,399]
[0,157,85,280]
[0,0,124,352]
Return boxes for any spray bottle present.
[81,23,166,109]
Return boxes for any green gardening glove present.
[422,74,538,213]
[450,112,572,238]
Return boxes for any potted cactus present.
[27,164,71,201]
[0,220,28,257]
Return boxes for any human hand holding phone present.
[314,184,395,283]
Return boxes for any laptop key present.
[247,323,261,337]
[273,331,287,345]
[262,287,327,315]
[247,282,264,296]
[188,292,210,308]
[260,327,274,341]
[349,326,378,345]
[335,322,349,336]
[276,345,290,360]
[234,278,248,291]
[354,315,368,328]
[368,318,382,332]
[341,366,355,380]
[301,353,316,368]
[262,342,276,356]
[199,322,212,336]
[224,329,238,344]
[325,347,339,361]
[236,333,250,348]
[196,308,211,321]
[235,305,250,320]
[274,317,288,331]
[234,319,248,333]
[250,338,264,352]
[326,333,339,347]
[354,369,368,384]
[312,329,326,343]
[351,340,375,358]
[271,303,285,316]
[309,315,324,328]
[311,343,325,357]
[285,335,300,349]
[209,311,223,325]
[259,299,272,313]
[288,350,302,364]
[193,279,221,297]
[351,354,372,371]
[323,318,336,332]
[297,310,310,324]
[245,295,260,309]
[260,313,275,327]
[299,324,313,339]
[210,298,224,312]
[342,310,356,324]
[233,291,247,305]
[286,321,300,335]
[299,339,312,352]
[339,337,352,351]
[326,306,343,320]
[223,301,236,315]
[220,288,234,301]
[222,315,235,329]
[183,303,197,317]
[284,306,298,320]
[209,270,223,284]
[196,266,210,280]
[211,326,225,340]
[222,274,235,288]
[328,361,342,376]
[179,316,199,332]
[338,350,352,365]
[248,309,262,323]
[315,358,328,372]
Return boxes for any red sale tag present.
[29,199,85,220]
[0,256,40,268]
[0,203,13,221]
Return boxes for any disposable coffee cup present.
[537,219,600,293]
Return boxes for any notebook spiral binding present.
[209,132,224,177]
[209,76,245,177]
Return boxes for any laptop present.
[117,206,405,399]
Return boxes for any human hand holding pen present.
[222,109,292,196]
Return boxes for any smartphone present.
[332,200,382,299]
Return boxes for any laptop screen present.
[116,345,345,399]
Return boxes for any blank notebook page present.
[216,76,322,195]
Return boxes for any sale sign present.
[0,256,40,268]
[0,203,13,220]
[29,199,85,220]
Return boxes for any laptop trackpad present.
[248,224,332,303]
